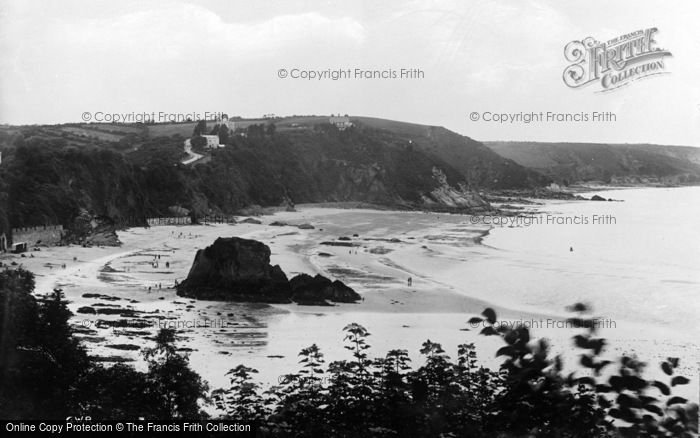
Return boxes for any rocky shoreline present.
[176,237,361,305]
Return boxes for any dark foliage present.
[0,270,89,418]
[214,307,698,437]
[0,121,513,236]
[487,141,700,185]
[0,137,151,230]
[0,269,208,420]
[73,329,209,420]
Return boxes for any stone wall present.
[146,217,192,226]
[12,225,64,246]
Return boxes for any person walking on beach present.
[407,277,412,286]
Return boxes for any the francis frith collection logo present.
[563,28,672,92]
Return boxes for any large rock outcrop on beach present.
[177,237,361,305]
[176,237,292,302]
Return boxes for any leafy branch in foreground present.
[473,304,697,437]
[215,306,698,437]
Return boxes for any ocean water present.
[481,186,700,332]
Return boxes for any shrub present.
[214,306,698,437]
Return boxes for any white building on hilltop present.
[201,135,223,148]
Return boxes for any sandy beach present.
[2,189,698,405]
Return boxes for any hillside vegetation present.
[0,118,537,238]
[356,117,548,188]
[486,141,700,186]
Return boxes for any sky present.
[1,0,699,146]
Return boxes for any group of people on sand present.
[145,251,179,293]
[171,231,198,239]
[151,253,171,269]
[147,279,180,293]
[147,282,165,293]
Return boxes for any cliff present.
[354,117,549,189]
[486,141,700,186]
[423,168,490,210]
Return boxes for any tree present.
[212,365,266,422]
[193,120,207,136]
[0,270,89,419]
[0,270,213,422]
[218,125,230,145]
[36,289,90,416]
[75,330,210,421]
[0,269,41,418]
[190,135,207,150]
[143,329,209,419]
[74,364,151,420]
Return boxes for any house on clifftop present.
[201,135,224,148]
[329,116,353,130]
